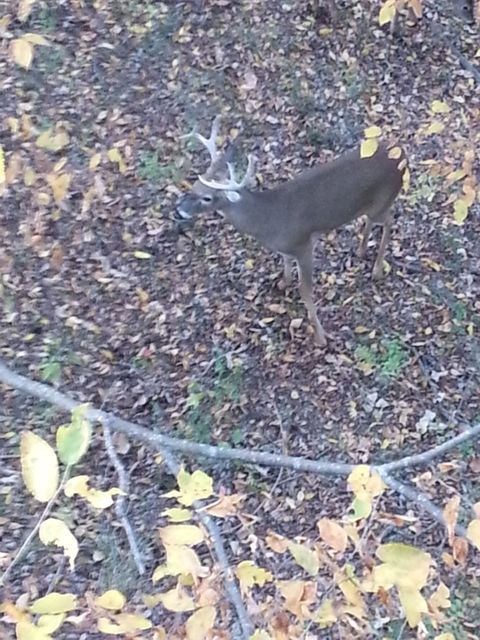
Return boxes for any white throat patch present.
[225,190,241,203]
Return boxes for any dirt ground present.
[1,0,480,637]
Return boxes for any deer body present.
[177,117,406,346]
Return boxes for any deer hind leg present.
[372,217,393,280]
[358,217,373,258]
[296,243,327,347]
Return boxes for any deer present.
[176,116,407,347]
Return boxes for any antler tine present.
[199,153,257,191]
[181,115,221,164]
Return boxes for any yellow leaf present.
[64,475,124,509]
[21,431,59,502]
[360,138,378,159]
[235,560,273,592]
[162,507,192,522]
[16,621,52,640]
[431,100,450,114]
[429,582,451,616]
[95,590,126,611]
[434,634,456,640]
[30,593,77,615]
[47,173,71,203]
[84,487,124,509]
[24,33,49,46]
[37,614,65,634]
[18,0,36,22]
[163,544,206,582]
[379,0,396,25]
[317,518,348,553]
[398,587,428,627]
[388,146,402,160]
[107,147,127,173]
[312,598,337,628]
[24,167,36,186]
[159,524,204,546]
[426,121,445,135]
[158,585,195,612]
[287,541,319,576]
[446,168,467,183]
[177,468,214,506]
[89,153,102,170]
[375,543,431,591]
[364,125,382,139]
[39,518,78,570]
[64,475,90,497]
[133,250,152,259]
[36,129,70,152]
[97,614,152,634]
[453,199,469,224]
[467,519,480,550]
[11,38,33,69]
[185,606,216,640]
[402,167,411,192]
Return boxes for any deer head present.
[176,116,257,220]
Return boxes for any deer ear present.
[225,190,241,203]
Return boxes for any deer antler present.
[181,115,221,164]
[199,154,257,191]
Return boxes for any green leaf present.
[56,404,92,465]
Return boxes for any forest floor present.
[1,0,480,638]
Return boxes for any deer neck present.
[219,190,264,237]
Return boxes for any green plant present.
[137,150,179,185]
[405,172,441,206]
[38,339,81,384]
[354,337,409,379]
[36,5,58,32]
[379,337,409,378]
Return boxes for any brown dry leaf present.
[442,495,460,546]
[277,580,316,619]
[317,518,348,554]
[265,531,289,553]
[452,537,468,564]
[205,493,244,517]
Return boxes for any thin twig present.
[379,470,467,537]
[0,466,71,586]
[102,420,146,576]
[0,361,252,639]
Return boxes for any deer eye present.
[201,194,213,203]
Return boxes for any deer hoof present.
[315,332,328,348]
[372,266,384,280]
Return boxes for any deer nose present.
[175,196,193,221]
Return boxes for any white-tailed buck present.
[177,116,406,346]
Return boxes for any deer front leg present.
[372,219,392,280]
[282,254,294,287]
[296,244,327,347]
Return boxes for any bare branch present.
[379,470,467,537]
[102,420,146,576]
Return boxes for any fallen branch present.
[0,360,477,575]
[102,420,146,576]
[0,361,252,639]
[379,470,467,537]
